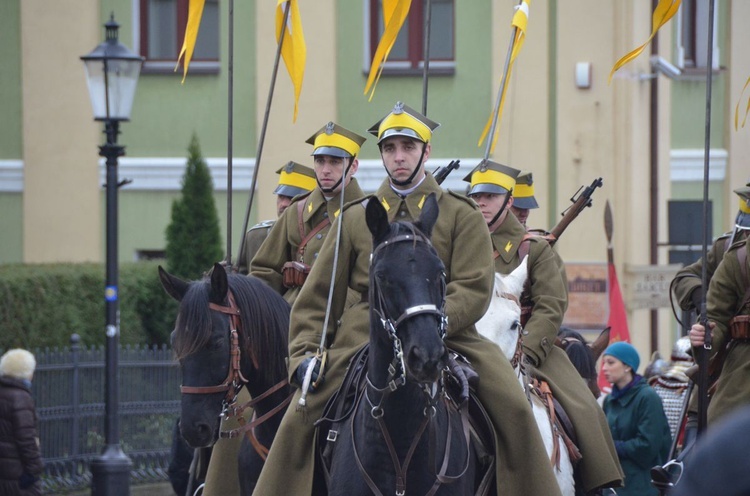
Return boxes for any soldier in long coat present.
[253,103,562,495]
[689,218,750,424]
[250,122,367,305]
[465,160,623,493]
[200,162,316,496]
[237,162,316,274]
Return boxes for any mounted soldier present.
[249,122,367,305]
[509,171,539,229]
[237,161,315,274]
[688,185,750,425]
[253,101,563,495]
[465,160,624,494]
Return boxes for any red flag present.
[597,261,631,395]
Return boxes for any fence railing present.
[28,334,180,493]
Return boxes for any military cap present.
[306,122,367,158]
[735,185,750,228]
[367,101,440,144]
[274,161,316,198]
[512,172,539,209]
[463,160,521,196]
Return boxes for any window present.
[366,0,455,75]
[139,0,220,73]
[676,0,719,70]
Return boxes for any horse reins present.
[179,289,292,460]
[353,229,472,495]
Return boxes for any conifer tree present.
[165,134,223,279]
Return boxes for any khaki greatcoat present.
[705,236,750,424]
[253,174,562,496]
[250,178,365,305]
[491,212,623,492]
[237,220,276,275]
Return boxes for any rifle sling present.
[296,199,331,261]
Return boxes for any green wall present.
[0,0,23,159]
[336,0,492,161]
[116,190,258,264]
[101,0,257,157]
[0,194,23,264]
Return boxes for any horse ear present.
[366,198,391,244]
[209,262,229,303]
[504,255,528,297]
[414,193,439,239]
[158,265,190,302]
[589,326,611,360]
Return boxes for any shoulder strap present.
[738,245,750,313]
[295,198,331,259]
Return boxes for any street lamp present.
[81,14,143,496]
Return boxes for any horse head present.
[365,193,447,385]
[475,257,528,364]
[159,263,290,449]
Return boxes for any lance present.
[483,0,524,161]
[225,0,236,264]
[696,0,716,436]
[421,0,432,116]
[233,3,292,270]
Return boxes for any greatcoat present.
[0,376,43,496]
[705,236,750,424]
[251,178,365,305]
[253,174,563,496]
[491,212,624,492]
[237,220,276,275]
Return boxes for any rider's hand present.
[296,357,323,392]
[689,321,715,347]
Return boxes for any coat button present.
[399,211,406,217]
[316,233,323,240]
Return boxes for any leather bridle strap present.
[180,291,249,401]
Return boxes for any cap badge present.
[393,101,404,114]
[284,162,295,173]
[325,122,335,135]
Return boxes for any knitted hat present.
[0,349,36,381]
[604,342,640,373]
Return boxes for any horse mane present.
[557,327,597,381]
[173,273,290,385]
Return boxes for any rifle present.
[432,159,460,185]
[546,177,603,246]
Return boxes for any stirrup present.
[650,459,684,489]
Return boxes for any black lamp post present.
[81,14,143,496]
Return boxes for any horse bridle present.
[356,230,473,496]
[179,289,292,460]
[369,231,448,393]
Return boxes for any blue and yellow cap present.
[735,184,750,228]
[274,161,316,197]
[513,172,539,209]
[463,160,520,196]
[367,102,440,144]
[306,122,367,158]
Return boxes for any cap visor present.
[468,184,509,196]
[311,146,352,158]
[512,197,539,209]
[274,185,309,197]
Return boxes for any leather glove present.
[296,357,323,392]
[690,287,703,310]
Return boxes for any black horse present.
[159,264,292,495]
[325,195,478,495]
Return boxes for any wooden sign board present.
[563,262,608,331]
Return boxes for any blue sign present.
[105,286,118,302]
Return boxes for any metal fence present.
[29,335,181,493]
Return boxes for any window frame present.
[676,0,719,71]
[136,0,221,75]
[363,0,456,77]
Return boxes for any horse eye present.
[511,320,520,331]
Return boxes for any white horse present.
[476,257,575,496]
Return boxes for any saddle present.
[315,345,496,495]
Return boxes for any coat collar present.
[302,178,364,223]
[491,213,527,264]
[375,174,443,223]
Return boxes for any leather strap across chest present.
[296,199,331,261]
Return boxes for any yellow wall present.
[21,0,101,262]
